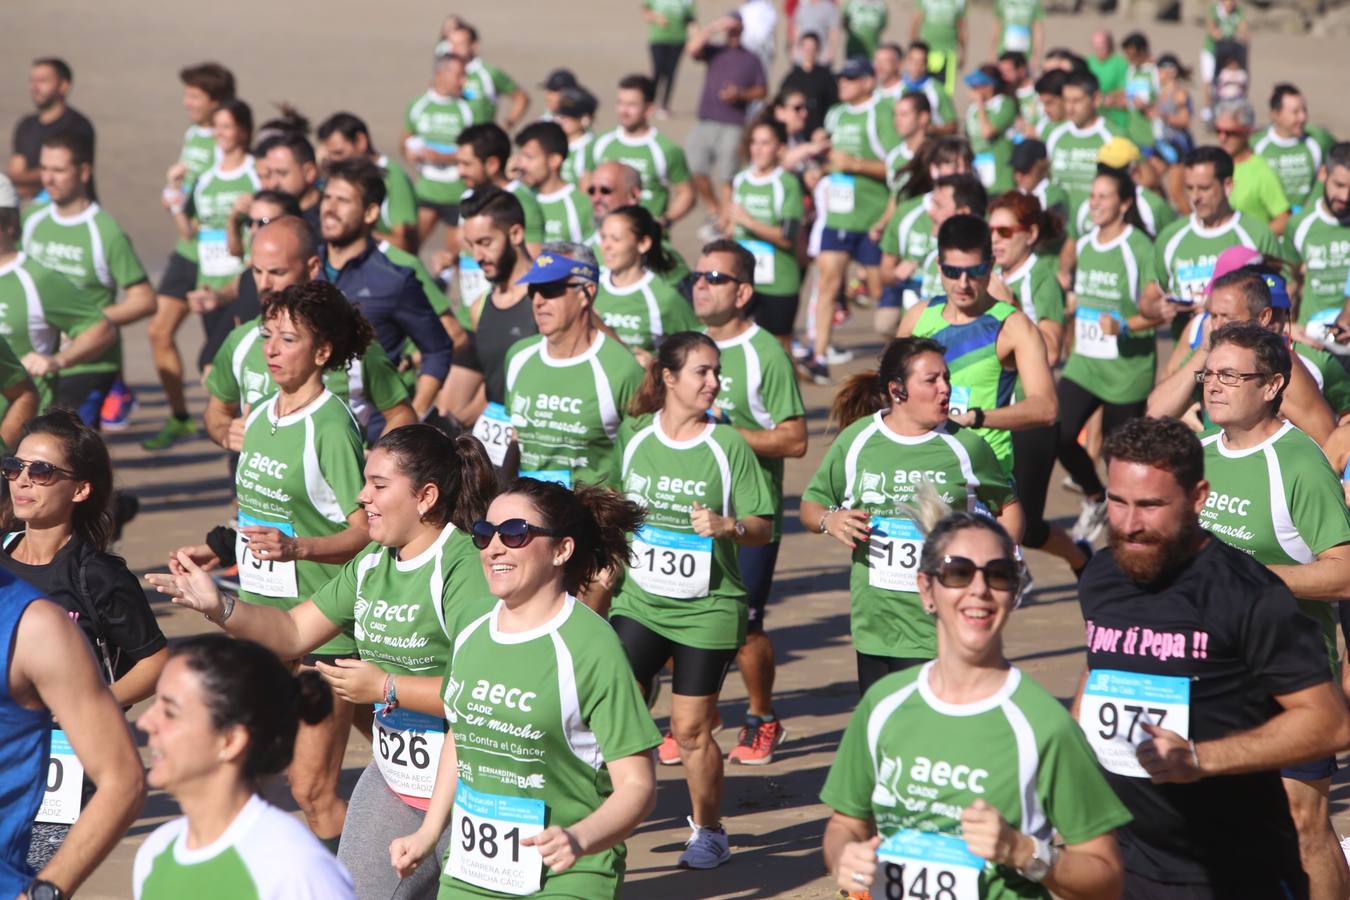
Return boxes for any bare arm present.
[7,154,41,193]
[1283,360,1336,446]
[823,812,876,884]
[204,395,243,450]
[391,728,462,875]
[736,417,808,459]
[505,88,530,131]
[1146,343,1207,419]
[974,312,1057,430]
[411,374,443,418]
[1197,682,1350,775]
[1036,319,1063,365]
[104,281,158,327]
[996,499,1024,544]
[1268,543,1350,601]
[665,179,696,225]
[527,753,656,869]
[298,508,371,565]
[379,400,419,436]
[110,646,168,707]
[895,298,930,337]
[0,377,38,450]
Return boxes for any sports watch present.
[1019,836,1058,883]
[26,880,66,900]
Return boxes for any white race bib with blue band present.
[868,516,924,592]
[948,385,972,417]
[1079,668,1191,778]
[472,402,514,468]
[373,705,445,799]
[873,830,986,900]
[739,239,776,285]
[1074,308,1120,360]
[1003,23,1031,51]
[629,525,713,599]
[827,174,856,215]
[197,227,239,279]
[235,512,298,598]
[459,254,489,309]
[36,729,83,826]
[449,782,545,896]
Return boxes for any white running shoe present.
[1071,498,1108,544]
[825,345,855,365]
[677,816,731,869]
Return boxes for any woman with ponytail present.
[801,337,1021,694]
[133,635,353,898]
[149,424,498,899]
[390,478,662,898]
[594,205,699,360]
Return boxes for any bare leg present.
[671,693,724,827]
[289,685,355,840]
[1283,776,1349,900]
[734,631,775,719]
[148,296,192,418]
[812,251,849,361]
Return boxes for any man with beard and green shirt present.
[1286,143,1350,331]
[694,240,805,766]
[586,74,695,226]
[1198,321,1350,900]
[504,244,643,489]
[1255,84,1324,215]
[513,122,593,244]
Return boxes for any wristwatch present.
[733,520,747,540]
[26,880,66,900]
[969,407,986,429]
[1019,836,1058,883]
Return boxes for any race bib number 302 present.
[448,781,545,896]
[1074,308,1121,360]
[1079,668,1190,778]
[873,829,985,900]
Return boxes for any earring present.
[553,559,564,567]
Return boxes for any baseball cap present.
[838,57,875,80]
[556,87,597,120]
[1097,137,1141,169]
[1010,140,1047,173]
[964,70,995,89]
[0,175,16,210]
[1205,245,1263,295]
[1260,269,1292,310]
[516,252,600,286]
[540,69,578,92]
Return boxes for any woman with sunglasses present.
[1058,168,1164,546]
[150,423,496,899]
[1,411,167,871]
[594,205,698,362]
[726,120,805,354]
[609,331,774,871]
[801,337,1021,695]
[821,511,1129,900]
[132,636,355,899]
[389,478,661,897]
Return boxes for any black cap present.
[838,56,875,80]
[556,86,597,119]
[541,68,579,92]
[1010,139,1047,173]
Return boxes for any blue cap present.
[838,56,874,80]
[1261,270,1291,310]
[964,70,995,89]
[515,253,599,286]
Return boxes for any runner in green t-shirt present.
[1285,146,1350,327]
[506,245,644,490]
[963,68,1018,194]
[317,112,419,253]
[514,122,595,245]
[1202,0,1247,115]
[445,21,531,129]
[1217,104,1291,235]
[844,0,889,59]
[389,479,663,891]
[993,0,1043,60]
[645,0,696,114]
[586,75,694,223]
[555,89,599,185]
[821,514,1130,898]
[610,332,773,871]
[910,0,967,95]
[150,424,498,898]
[1045,70,1125,213]
[802,337,1020,692]
[584,162,693,295]
[1254,85,1324,214]
[179,107,260,293]
[901,45,958,132]
[693,240,807,765]
[594,207,698,357]
[728,121,805,347]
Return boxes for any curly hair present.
[260,281,375,372]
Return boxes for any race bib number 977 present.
[1079,668,1190,778]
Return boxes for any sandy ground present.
[6,1,1350,897]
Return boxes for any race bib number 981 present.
[448,781,545,896]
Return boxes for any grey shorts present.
[686,120,744,184]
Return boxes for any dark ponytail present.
[373,425,496,531]
[831,337,948,429]
[1,409,115,551]
[1095,167,1151,239]
[502,478,645,594]
[173,634,332,780]
[607,205,675,275]
[629,331,720,416]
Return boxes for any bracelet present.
[383,674,399,712]
[819,505,840,534]
[1188,738,1200,769]
[207,590,236,626]
[971,407,986,429]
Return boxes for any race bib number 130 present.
[873,830,985,900]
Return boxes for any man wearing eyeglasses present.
[899,213,1056,474]
[1072,415,1350,900]
[1196,320,1350,900]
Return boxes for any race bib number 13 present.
[1079,668,1190,778]
[448,781,545,896]
[873,830,985,900]
[868,516,924,592]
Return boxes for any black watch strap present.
[971,407,986,429]
[27,880,65,900]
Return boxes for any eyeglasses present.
[691,270,743,286]
[248,216,276,229]
[939,261,993,280]
[586,184,615,196]
[990,225,1028,239]
[925,555,1020,592]
[470,518,560,550]
[784,103,807,112]
[1195,369,1267,386]
[1215,127,1248,139]
[0,456,75,486]
[528,280,588,300]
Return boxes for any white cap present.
[0,175,16,210]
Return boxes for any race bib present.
[974,152,996,189]
[827,174,856,215]
[738,239,776,285]
[873,830,986,900]
[448,781,545,896]
[1003,23,1032,51]
[1176,261,1215,304]
[373,705,445,799]
[1126,76,1153,103]
[948,385,972,417]
[460,254,489,308]
[521,469,573,488]
[197,227,241,279]
[36,729,83,826]
[1079,669,1191,778]
[422,142,461,183]
[235,512,299,598]
[629,525,713,599]
[1075,308,1120,360]
[868,516,924,592]
[473,402,514,468]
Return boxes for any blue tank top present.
[0,570,52,894]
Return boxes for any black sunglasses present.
[1,455,75,486]
[691,270,742,286]
[939,261,993,280]
[925,555,1019,592]
[528,280,589,300]
[471,518,560,550]
[586,184,615,196]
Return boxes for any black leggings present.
[612,615,735,697]
[1012,424,1059,549]
[856,652,929,696]
[649,42,684,109]
[1055,377,1146,498]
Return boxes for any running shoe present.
[798,358,831,386]
[657,714,723,766]
[790,339,811,362]
[99,381,136,431]
[832,304,852,326]
[825,345,855,366]
[677,816,731,870]
[142,416,198,450]
[727,717,787,765]
[836,891,872,900]
[1071,498,1108,544]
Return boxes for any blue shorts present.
[1282,755,1337,782]
[738,540,781,633]
[820,228,882,266]
[879,283,904,309]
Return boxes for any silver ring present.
[851,871,867,885]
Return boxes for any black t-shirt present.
[12,106,97,198]
[778,65,837,135]
[0,533,165,683]
[1078,537,1326,890]
[471,294,537,404]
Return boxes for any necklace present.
[270,385,325,435]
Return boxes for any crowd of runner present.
[5,1,1350,898]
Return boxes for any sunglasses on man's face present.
[939,261,993,280]
[691,270,742,286]
[926,555,1020,592]
[587,184,615,196]
[0,456,75,486]
[1215,127,1248,139]
[528,280,588,300]
[470,518,560,550]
